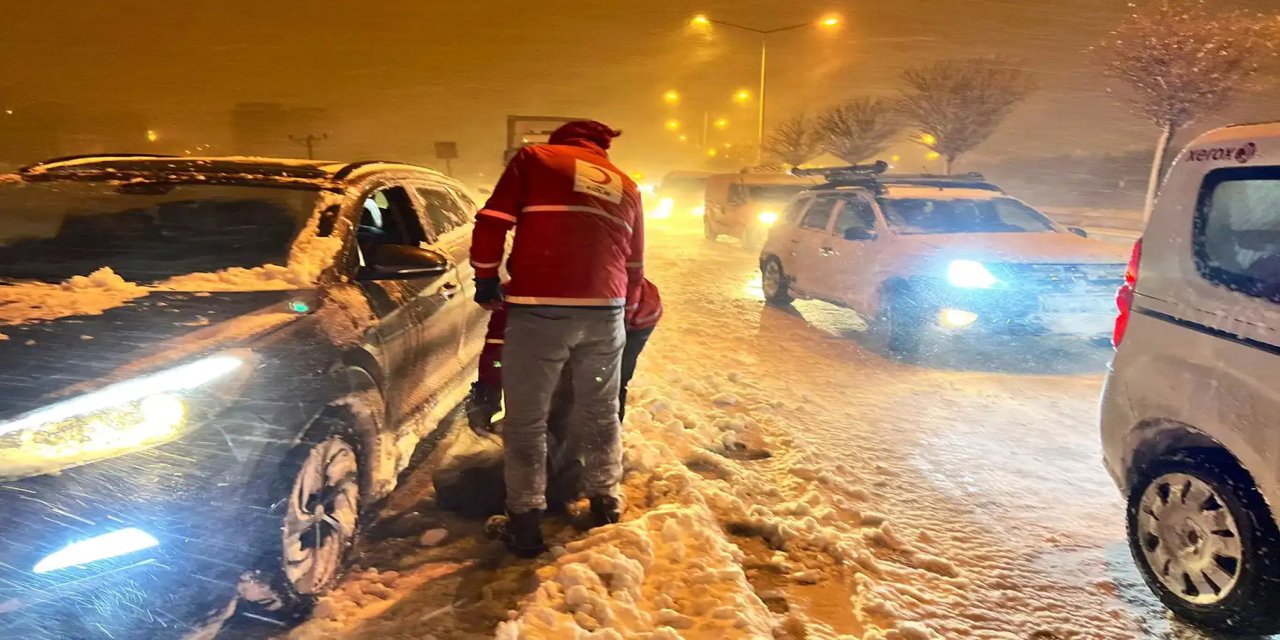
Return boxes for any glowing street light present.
[665,119,681,132]
[3,109,12,116]
[920,132,938,147]
[146,129,159,143]
[663,89,681,105]
[733,89,752,104]
[707,148,719,157]
[678,134,689,142]
[685,13,844,163]
[714,118,729,130]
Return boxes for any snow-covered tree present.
[815,98,901,165]
[1097,0,1277,218]
[897,58,1036,174]
[763,114,821,167]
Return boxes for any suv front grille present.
[995,263,1125,293]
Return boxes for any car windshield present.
[879,196,1057,234]
[0,180,321,283]
[747,184,809,202]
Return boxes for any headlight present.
[947,260,999,289]
[653,198,675,219]
[0,353,249,479]
[691,205,705,217]
[758,211,779,226]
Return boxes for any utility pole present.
[289,133,328,160]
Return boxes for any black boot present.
[503,509,546,558]
[588,495,621,528]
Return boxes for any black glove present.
[475,277,503,305]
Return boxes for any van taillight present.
[1113,238,1143,348]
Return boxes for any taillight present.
[1112,238,1143,348]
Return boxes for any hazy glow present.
[820,16,841,28]
[691,14,710,27]
[758,211,779,226]
[34,528,160,574]
[947,260,998,289]
[734,89,751,103]
[665,119,681,131]
[663,89,680,105]
[939,308,979,329]
[714,118,729,130]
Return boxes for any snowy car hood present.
[0,290,305,421]
[896,232,1131,264]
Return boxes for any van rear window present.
[1195,166,1280,301]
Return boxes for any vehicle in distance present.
[759,163,1129,357]
[704,171,819,248]
[654,170,712,219]
[0,155,484,638]
[1103,122,1280,635]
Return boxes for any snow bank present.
[0,267,148,325]
[495,502,774,640]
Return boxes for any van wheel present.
[872,290,924,358]
[761,258,792,306]
[1127,451,1280,635]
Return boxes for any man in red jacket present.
[470,120,644,557]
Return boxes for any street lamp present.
[733,89,752,104]
[714,118,729,130]
[663,89,681,105]
[664,119,681,132]
[689,13,843,163]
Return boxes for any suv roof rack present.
[18,153,178,173]
[792,161,1002,193]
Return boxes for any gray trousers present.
[503,306,625,513]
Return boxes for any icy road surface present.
[273,226,1233,640]
[643,227,1214,639]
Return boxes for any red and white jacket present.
[470,141,644,307]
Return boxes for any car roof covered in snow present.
[14,155,453,190]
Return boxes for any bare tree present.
[763,114,821,167]
[897,58,1036,174]
[814,98,901,165]
[1097,0,1277,218]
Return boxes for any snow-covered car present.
[759,165,1130,356]
[704,171,819,248]
[1102,123,1280,635]
[0,156,485,637]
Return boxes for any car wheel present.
[1127,451,1280,635]
[873,290,924,358]
[761,258,793,306]
[241,425,364,621]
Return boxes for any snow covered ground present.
[266,225,1227,640]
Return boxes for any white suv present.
[1102,123,1280,634]
[759,166,1129,357]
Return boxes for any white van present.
[1102,123,1280,634]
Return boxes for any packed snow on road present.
[269,226,1217,640]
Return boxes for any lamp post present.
[690,14,841,163]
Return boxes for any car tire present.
[873,289,924,358]
[241,413,368,622]
[761,257,793,306]
[1127,450,1280,636]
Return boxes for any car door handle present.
[441,282,460,299]
[819,247,836,257]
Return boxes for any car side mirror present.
[359,244,451,281]
[1068,226,1089,238]
[844,227,877,241]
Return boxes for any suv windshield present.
[0,180,321,283]
[879,196,1056,235]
